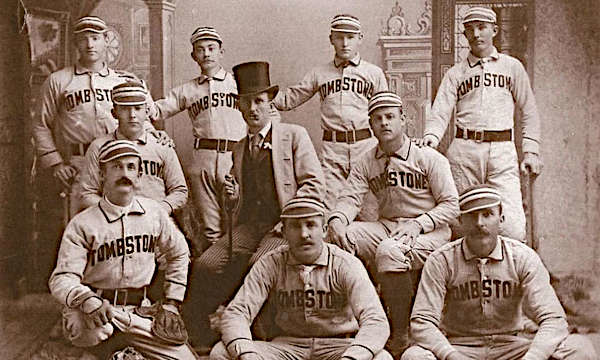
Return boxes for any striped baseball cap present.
[281,197,326,219]
[98,140,141,163]
[112,81,148,106]
[73,16,107,34]
[330,14,361,33]
[462,6,497,24]
[190,26,222,45]
[368,91,403,115]
[459,184,502,214]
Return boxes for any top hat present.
[232,62,279,99]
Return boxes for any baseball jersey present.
[151,67,246,140]
[273,55,388,132]
[34,63,147,168]
[411,236,569,360]
[332,135,459,233]
[49,196,190,307]
[78,130,188,213]
[425,47,540,154]
[220,242,389,360]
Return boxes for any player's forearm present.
[48,272,94,308]
[162,234,190,301]
[33,121,63,168]
[425,198,460,231]
[523,317,569,360]
[272,85,316,111]
[164,186,188,213]
[411,317,457,359]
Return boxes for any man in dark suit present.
[186,61,324,350]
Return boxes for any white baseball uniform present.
[210,243,392,360]
[425,47,540,240]
[33,62,152,216]
[273,54,388,210]
[78,129,188,215]
[48,196,195,359]
[403,236,596,360]
[330,135,459,272]
[151,67,246,243]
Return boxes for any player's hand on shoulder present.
[422,134,440,148]
[327,218,354,254]
[520,152,543,176]
[52,162,77,187]
[149,129,175,148]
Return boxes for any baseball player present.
[78,80,188,217]
[327,92,459,357]
[273,14,388,210]
[210,197,392,360]
[48,140,196,359]
[148,26,246,246]
[187,61,324,350]
[422,7,542,241]
[32,16,166,219]
[402,184,597,360]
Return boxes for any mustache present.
[115,177,133,186]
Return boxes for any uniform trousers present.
[321,137,377,211]
[61,305,197,360]
[401,334,597,360]
[210,336,393,360]
[447,139,526,241]
[344,219,451,274]
[187,148,233,244]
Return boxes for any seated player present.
[48,140,196,359]
[403,184,597,360]
[327,91,459,356]
[210,197,392,360]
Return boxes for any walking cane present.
[223,174,236,263]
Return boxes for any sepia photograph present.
[1,0,599,358]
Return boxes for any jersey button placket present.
[477,258,490,317]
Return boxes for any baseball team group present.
[34,7,597,360]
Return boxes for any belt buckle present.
[346,130,356,144]
[194,138,200,150]
[474,129,484,143]
[217,139,228,153]
[114,289,128,306]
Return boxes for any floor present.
[3,292,599,359]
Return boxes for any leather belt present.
[455,126,512,142]
[322,128,372,143]
[193,138,238,152]
[92,287,148,306]
[70,143,91,156]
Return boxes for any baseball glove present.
[135,301,188,345]
[110,346,147,360]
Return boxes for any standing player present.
[78,81,188,216]
[422,7,542,240]
[327,92,459,357]
[210,197,392,360]
[402,184,596,360]
[48,140,196,359]
[33,16,162,218]
[148,26,246,246]
[273,14,388,210]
